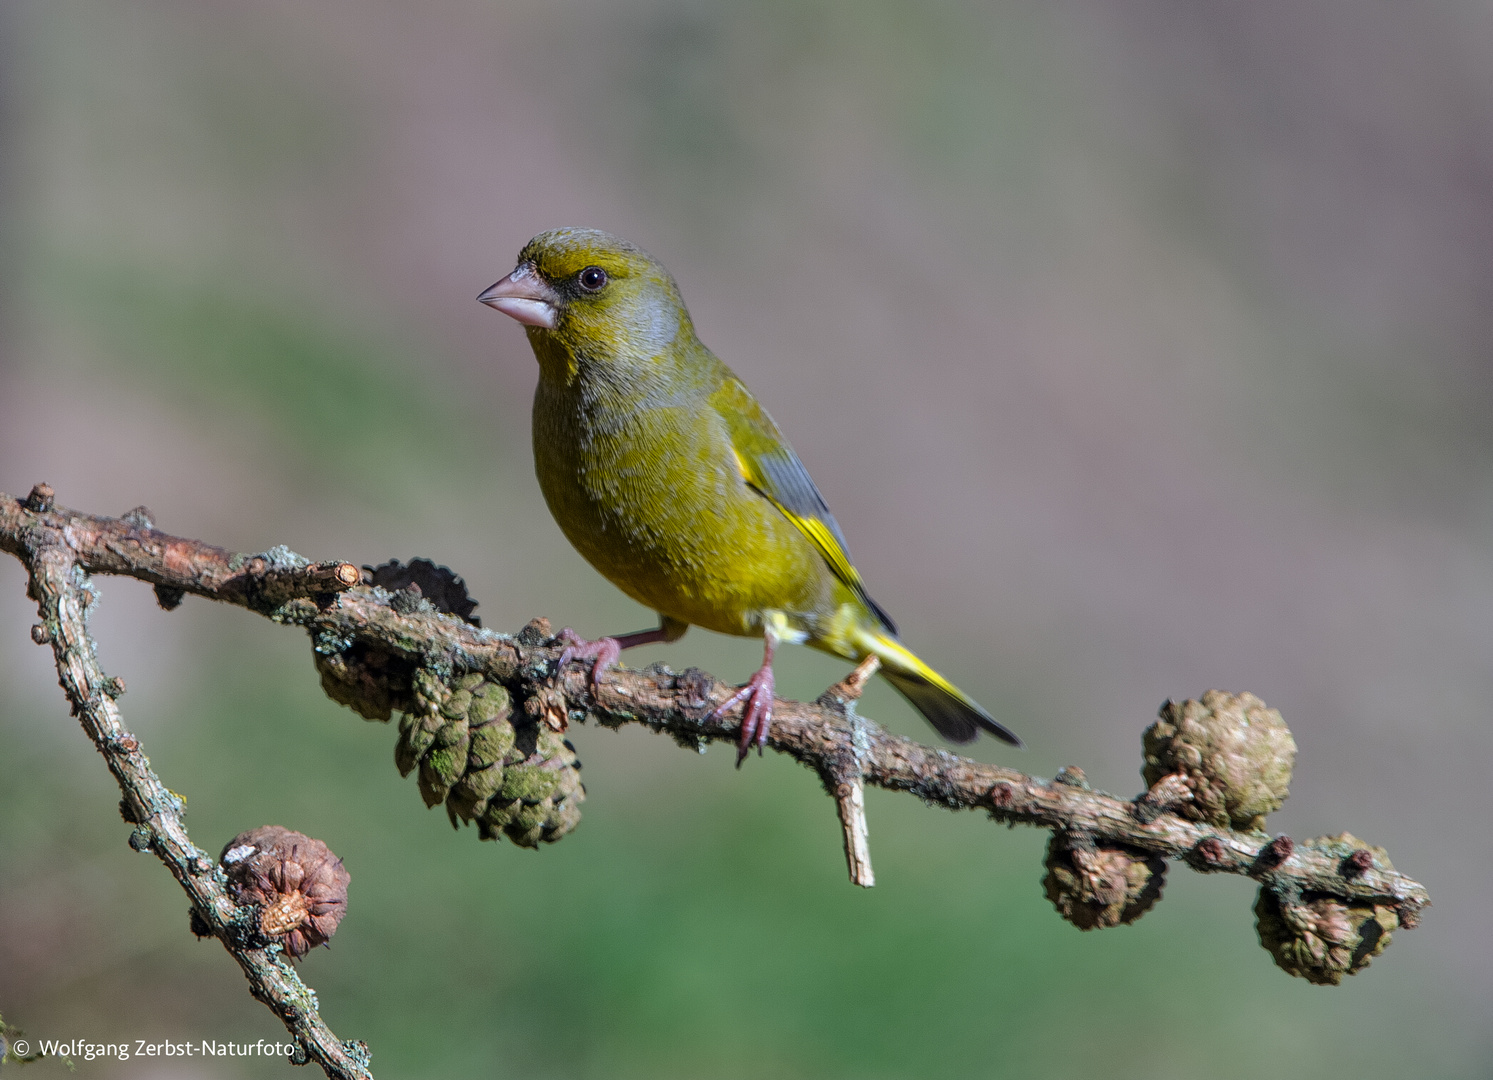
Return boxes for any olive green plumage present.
[488,227,1019,748]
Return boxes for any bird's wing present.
[713,376,897,635]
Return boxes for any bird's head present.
[479,229,692,369]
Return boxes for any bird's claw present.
[709,663,776,766]
[555,628,621,691]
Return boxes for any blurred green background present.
[1,0,1489,1076]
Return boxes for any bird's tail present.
[854,629,1022,747]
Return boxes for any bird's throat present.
[527,327,583,385]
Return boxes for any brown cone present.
[221,826,350,959]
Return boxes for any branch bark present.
[1,487,1432,1069]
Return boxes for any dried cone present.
[313,560,480,720]
[395,668,584,848]
[1043,833,1166,930]
[1142,690,1297,830]
[220,826,349,959]
[315,642,415,721]
[1254,888,1398,985]
[364,559,481,625]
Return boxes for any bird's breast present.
[531,374,833,635]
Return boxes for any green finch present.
[480,228,1020,762]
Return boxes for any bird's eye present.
[578,266,608,292]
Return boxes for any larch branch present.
[1,486,1431,1056]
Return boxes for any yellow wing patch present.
[787,514,863,590]
[732,447,864,592]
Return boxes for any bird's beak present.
[477,262,561,329]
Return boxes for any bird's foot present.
[709,661,776,767]
[555,628,622,692]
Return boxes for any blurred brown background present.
[1,0,1488,1077]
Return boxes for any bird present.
[479,228,1020,763]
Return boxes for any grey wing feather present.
[750,449,899,636]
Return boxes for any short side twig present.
[835,779,874,888]
[820,654,881,887]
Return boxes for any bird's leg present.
[708,633,779,767]
[556,618,686,690]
